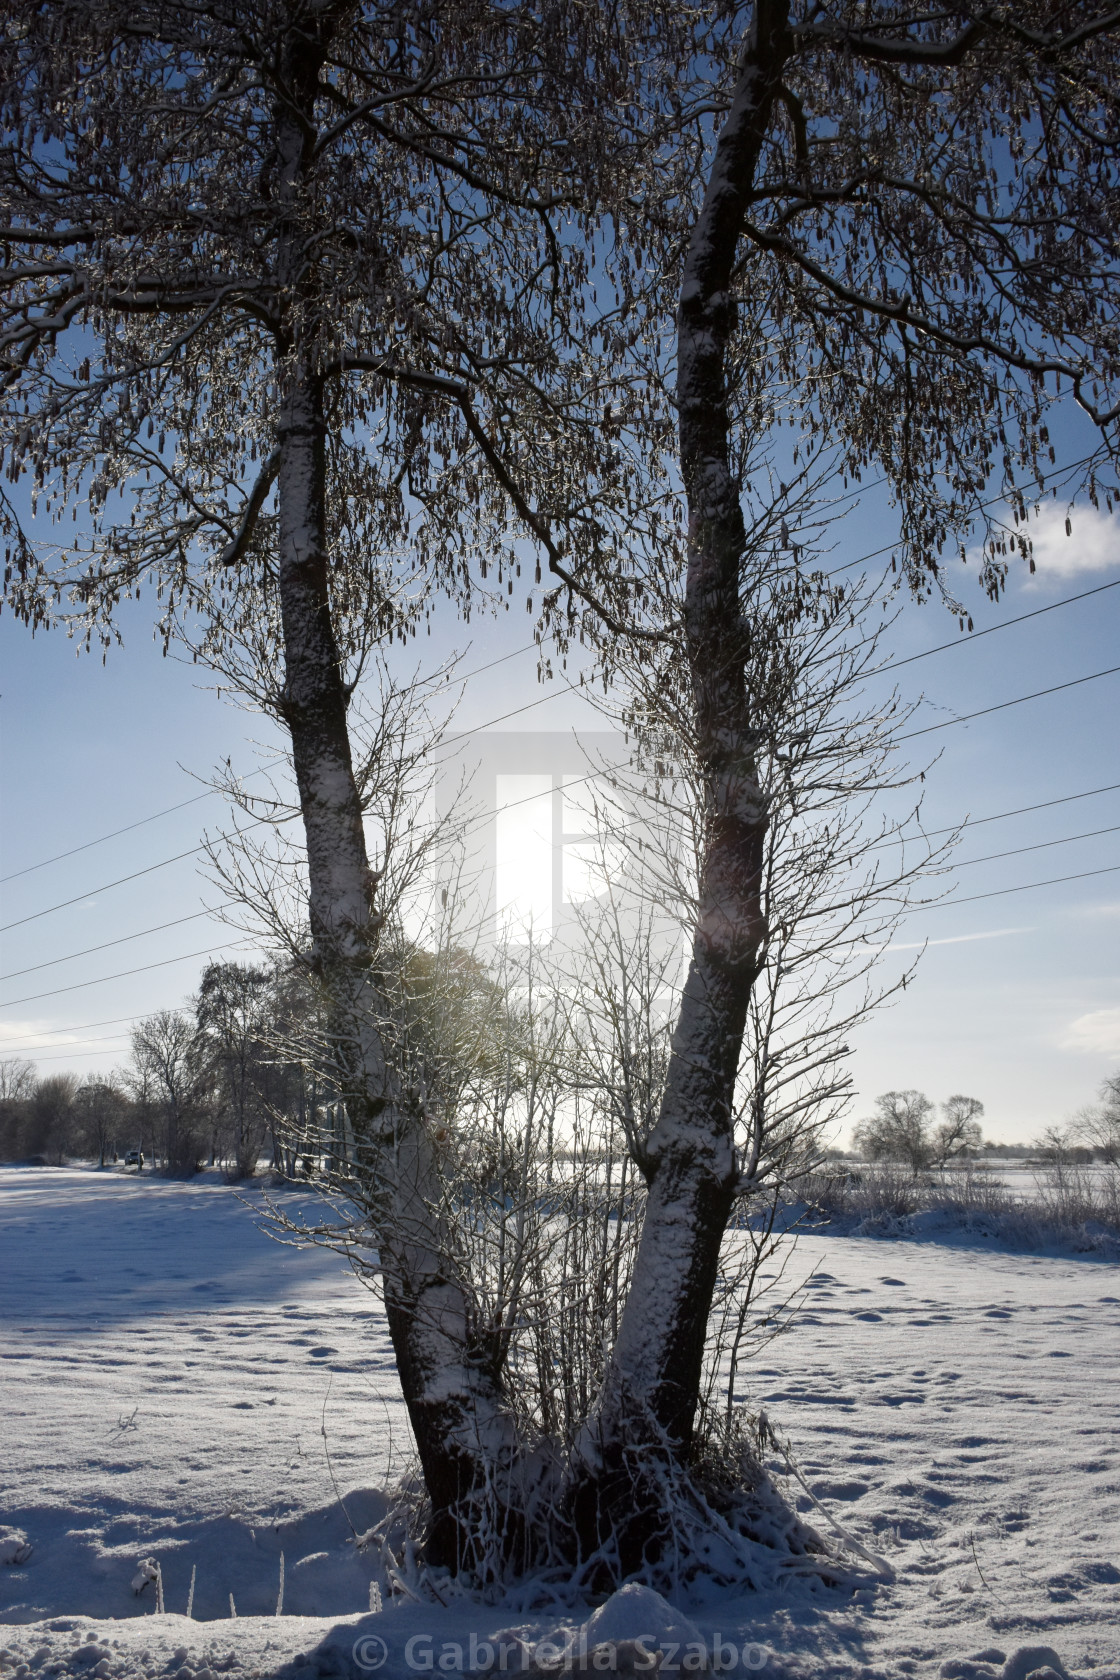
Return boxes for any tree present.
[196,962,273,1178]
[1074,1072,1120,1164]
[935,1094,985,1166]
[853,1091,937,1172]
[5,0,1120,1582]
[129,1011,208,1175]
[572,0,1120,1563]
[73,1075,130,1168]
[0,0,655,1568]
[0,1058,35,1159]
[25,1074,78,1164]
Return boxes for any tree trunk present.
[572,1,789,1567]
[270,25,519,1567]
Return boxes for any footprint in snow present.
[879,1277,907,1286]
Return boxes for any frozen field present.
[1,1168,1118,1680]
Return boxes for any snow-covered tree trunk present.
[572,2,790,1563]
[271,30,519,1570]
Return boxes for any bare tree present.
[853,1091,936,1173]
[0,1058,35,1104]
[1074,1072,1120,1165]
[935,1094,985,1166]
[0,0,660,1565]
[74,1075,130,1169]
[129,1011,208,1175]
[25,1074,79,1165]
[0,1058,36,1160]
[196,962,273,1178]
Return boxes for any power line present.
[906,862,1120,913]
[0,1011,154,1040]
[1,1030,133,1053]
[0,672,593,937]
[8,1045,125,1064]
[907,780,1120,840]
[886,576,1120,673]
[4,489,1113,894]
[11,856,1120,1049]
[11,792,1119,998]
[949,822,1120,872]
[0,910,214,983]
[6,777,1119,1022]
[6,749,1120,998]
[0,839,234,935]
[4,567,1116,975]
[0,634,562,886]
[7,635,1108,940]
[896,663,1120,741]
[0,787,233,886]
[0,941,252,1011]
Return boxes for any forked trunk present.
[571,2,789,1568]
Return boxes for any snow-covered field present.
[1,1168,1118,1680]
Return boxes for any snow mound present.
[0,1534,32,1569]
[583,1585,702,1653]
[1000,1648,1069,1680]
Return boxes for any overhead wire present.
[1,910,215,982]
[943,822,1120,872]
[906,863,1120,913]
[5,628,1120,985]
[0,631,565,887]
[4,768,1119,1016]
[0,940,256,1011]
[896,663,1120,741]
[0,674,592,936]
[7,560,1118,944]
[12,854,1120,1060]
[3,438,1113,892]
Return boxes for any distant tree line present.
[847,1078,1120,1171]
[0,959,329,1177]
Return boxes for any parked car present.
[124,1149,144,1170]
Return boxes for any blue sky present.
[1,488,1117,1145]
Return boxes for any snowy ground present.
[1,1168,1118,1680]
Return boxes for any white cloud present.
[1015,501,1120,581]
[0,1019,56,1050]
[1060,1007,1120,1056]
[885,925,1033,953]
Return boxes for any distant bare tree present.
[196,962,273,1178]
[129,1012,208,1176]
[73,1076,130,1169]
[853,1091,937,1173]
[0,1058,35,1104]
[1074,1072,1120,1165]
[0,1057,36,1158]
[935,1095,985,1166]
[26,1074,78,1165]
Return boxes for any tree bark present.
[572,1,790,1566]
[271,22,519,1569]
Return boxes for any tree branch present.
[218,450,281,567]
